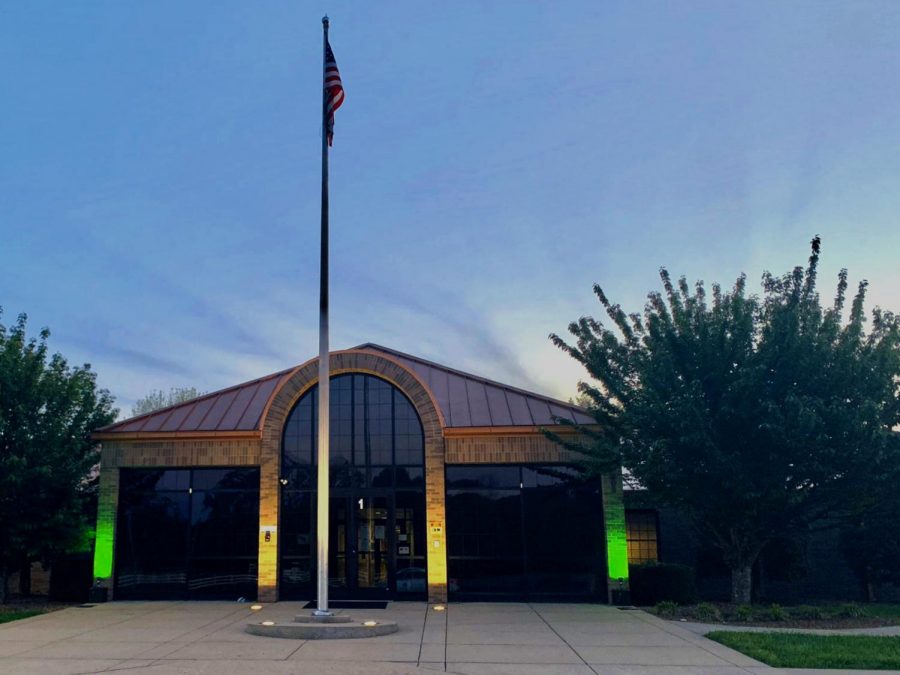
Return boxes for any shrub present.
[629,563,699,606]
[791,605,826,620]
[655,600,679,618]
[766,603,787,622]
[735,604,754,622]
[833,603,868,619]
[694,602,723,622]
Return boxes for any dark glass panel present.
[446,490,522,558]
[280,491,313,558]
[446,466,521,490]
[330,465,364,488]
[188,558,257,599]
[191,468,259,491]
[448,558,525,597]
[120,469,190,492]
[190,491,259,558]
[521,465,585,488]
[395,467,424,489]
[370,467,393,488]
[282,463,314,489]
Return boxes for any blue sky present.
[2,1,899,417]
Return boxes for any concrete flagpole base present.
[246,612,399,639]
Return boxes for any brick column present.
[425,435,447,603]
[257,457,280,602]
[601,471,630,604]
[93,459,119,598]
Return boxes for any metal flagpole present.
[315,14,332,617]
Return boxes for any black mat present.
[302,600,388,610]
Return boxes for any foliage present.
[766,603,787,622]
[132,387,204,416]
[654,600,678,618]
[833,603,868,619]
[694,602,722,622]
[0,610,44,624]
[792,605,827,620]
[630,562,698,606]
[707,632,900,670]
[0,310,117,602]
[550,237,900,602]
[735,604,754,622]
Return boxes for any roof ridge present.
[98,366,295,432]
[353,343,588,415]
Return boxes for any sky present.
[2,1,900,418]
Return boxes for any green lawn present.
[708,631,900,670]
[865,604,900,620]
[0,610,43,625]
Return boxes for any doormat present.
[303,600,388,610]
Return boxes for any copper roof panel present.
[180,396,217,431]
[465,379,493,426]
[236,376,281,429]
[526,397,554,426]
[447,373,471,427]
[158,400,195,432]
[484,385,513,426]
[218,380,262,430]
[197,389,239,431]
[138,407,178,433]
[505,391,535,426]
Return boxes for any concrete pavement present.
[0,600,879,674]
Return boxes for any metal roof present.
[96,344,593,435]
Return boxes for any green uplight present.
[603,479,629,581]
[93,518,115,580]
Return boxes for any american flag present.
[324,40,344,147]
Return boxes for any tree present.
[132,387,204,416]
[550,238,899,603]
[0,310,117,602]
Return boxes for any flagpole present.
[315,13,332,617]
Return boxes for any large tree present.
[551,238,899,602]
[132,387,204,416]
[0,310,117,602]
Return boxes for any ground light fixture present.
[250,605,263,611]
[261,621,275,626]
[363,620,377,626]
[433,605,446,612]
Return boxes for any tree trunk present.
[18,560,31,596]
[731,564,752,604]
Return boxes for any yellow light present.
[433,605,445,612]
[250,604,263,611]
[261,621,275,626]
[363,620,377,626]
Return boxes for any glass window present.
[626,510,659,564]
[282,374,425,481]
[447,464,605,601]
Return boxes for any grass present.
[708,631,900,670]
[865,604,900,620]
[0,610,44,624]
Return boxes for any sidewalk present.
[0,600,884,674]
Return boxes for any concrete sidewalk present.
[0,600,867,674]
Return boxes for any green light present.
[603,476,629,581]
[93,518,114,580]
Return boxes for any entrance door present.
[328,492,392,598]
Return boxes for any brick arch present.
[254,349,447,602]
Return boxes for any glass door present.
[355,494,390,592]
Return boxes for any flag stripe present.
[324,41,344,146]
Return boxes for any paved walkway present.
[0,600,885,674]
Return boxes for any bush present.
[655,601,679,618]
[792,605,826,620]
[694,602,723,622]
[833,603,868,619]
[766,603,787,622]
[629,563,699,606]
[736,604,754,622]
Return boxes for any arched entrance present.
[279,373,427,599]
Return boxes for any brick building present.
[92,344,629,603]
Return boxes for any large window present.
[280,374,426,598]
[626,510,659,564]
[446,465,606,601]
[115,468,259,600]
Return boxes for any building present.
[92,344,629,603]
